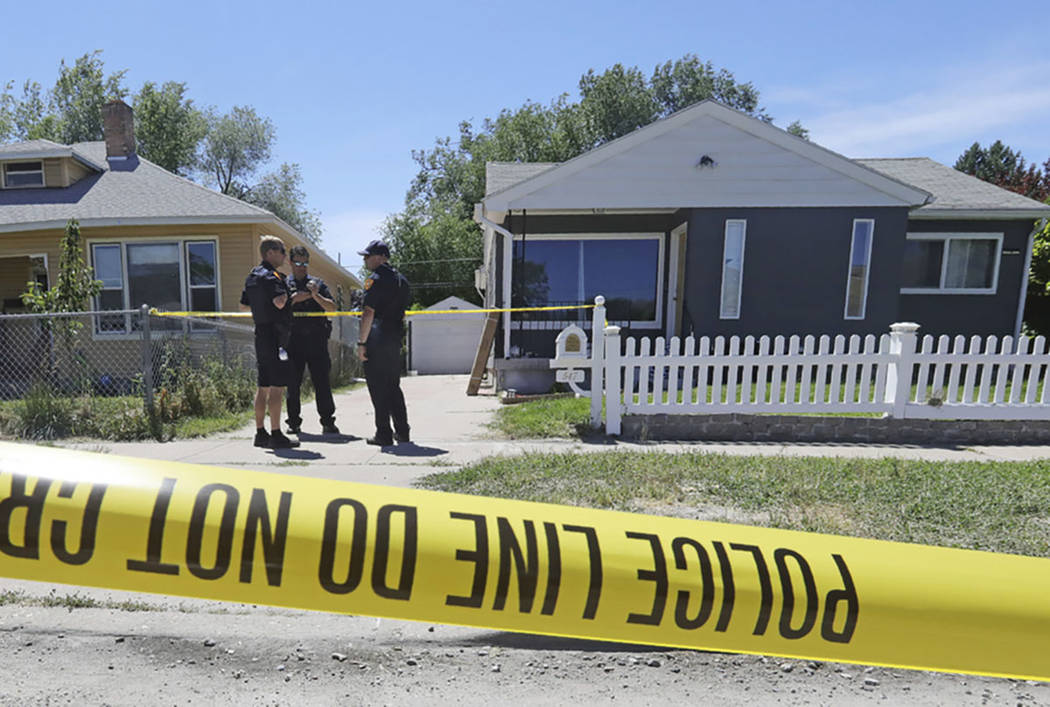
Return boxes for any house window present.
[719,220,746,319]
[3,161,44,188]
[93,244,126,332]
[901,233,1002,294]
[844,219,874,319]
[91,239,220,334]
[511,234,662,326]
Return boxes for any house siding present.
[0,222,359,317]
[42,158,64,187]
[897,219,1033,338]
[683,206,910,337]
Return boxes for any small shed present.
[408,296,487,375]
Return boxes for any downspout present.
[1015,218,1047,342]
[474,204,516,358]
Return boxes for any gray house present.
[474,100,1050,372]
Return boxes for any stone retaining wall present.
[622,414,1050,445]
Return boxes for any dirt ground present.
[1,582,1047,706]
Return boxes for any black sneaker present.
[321,423,340,435]
[287,424,302,435]
[269,430,300,449]
[253,429,271,448]
[394,431,411,444]
[366,436,393,446]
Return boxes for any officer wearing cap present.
[284,245,339,435]
[357,239,411,446]
[240,235,299,449]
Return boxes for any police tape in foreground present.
[1,441,1048,681]
[148,304,596,318]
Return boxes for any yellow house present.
[0,101,360,322]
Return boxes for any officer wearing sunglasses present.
[284,245,339,435]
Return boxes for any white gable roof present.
[482,100,931,216]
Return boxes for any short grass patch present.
[492,396,593,438]
[418,452,1050,557]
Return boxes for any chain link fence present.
[0,306,361,440]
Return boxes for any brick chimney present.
[101,100,136,159]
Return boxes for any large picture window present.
[511,234,662,326]
[90,239,219,334]
[901,233,1001,294]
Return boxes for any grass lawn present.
[418,451,1050,557]
[492,396,594,438]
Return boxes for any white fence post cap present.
[889,322,921,334]
[594,295,605,306]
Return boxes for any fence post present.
[604,325,622,435]
[886,322,919,418]
[140,304,154,416]
[590,295,606,428]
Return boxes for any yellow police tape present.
[149,304,596,318]
[2,440,1048,681]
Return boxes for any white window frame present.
[900,232,1003,295]
[3,160,45,188]
[844,219,875,320]
[88,236,222,338]
[510,232,665,329]
[184,241,221,331]
[719,219,747,320]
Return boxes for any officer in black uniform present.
[240,235,299,449]
[357,239,411,446]
[284,245,339,435]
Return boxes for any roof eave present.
[908,208,1050,220]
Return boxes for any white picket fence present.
[551,297,1050,435]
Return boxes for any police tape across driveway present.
[149,304,597,318]
[1,441,1048,681]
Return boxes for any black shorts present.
[255,331,291,387]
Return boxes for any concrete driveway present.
[49,373,1050,489]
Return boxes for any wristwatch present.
[356,342,367,347]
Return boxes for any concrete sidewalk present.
[47,374,1050,487]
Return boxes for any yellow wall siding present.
[0,221,360,314]
[67,159,92,185]
[0,256,32,303]
[43,158,65,187]
[0,231,64,297]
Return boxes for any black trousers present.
[363,338,409,442]
[285,334,336,427]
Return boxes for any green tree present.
[954,141,1050,202]
[21,218,102,314]
[245,162,323,244]
[197,105,275,197]
[49,51,128,143]
[385,54,799,306]
[11,80,61,141]
[132,81,207,175]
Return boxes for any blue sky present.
[3,0,1048,264]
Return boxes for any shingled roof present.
[856,158,1050,218]
[486,154,1050,219]
[0,141,275,233]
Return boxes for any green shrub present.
[17,383,75,439]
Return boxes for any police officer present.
[240,235,299,449]
[357,239,411,446]
[285,245,339,435]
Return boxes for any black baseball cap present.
[357,239,390,257]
